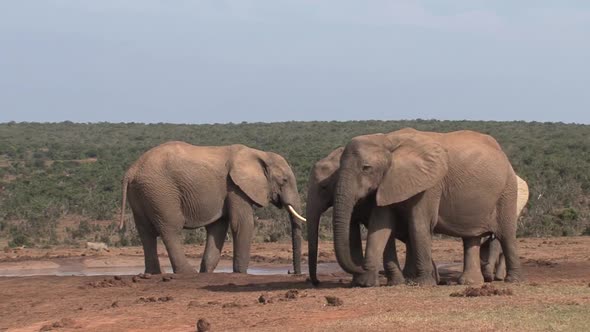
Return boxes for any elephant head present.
[333,130,448,274]
[229,145,306,274]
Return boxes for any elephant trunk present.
[333,170,364,275]
[306,189,324,285]
[286,202,303,275]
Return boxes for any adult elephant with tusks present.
[120,141,306,275]
[332,128,523,287]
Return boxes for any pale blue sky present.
[1,1,589,124]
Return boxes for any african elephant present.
[480,175,529,282]
[307,146,525,286]
[119,141,306,275]
[332,128,522,287]
[307,147,437,286]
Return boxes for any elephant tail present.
[119,171,132,230]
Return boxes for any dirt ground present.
[1,237,590,332]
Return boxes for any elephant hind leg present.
[496,185,523,283]
[495,253,506,281]
[156,211,195,274]
[200,217,230,273]
[134,212,162,275]
[458,236,484,285]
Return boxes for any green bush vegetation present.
[0,120,589,247]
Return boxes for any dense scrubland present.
[1,120,589,247]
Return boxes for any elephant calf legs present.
[459,237,485,285]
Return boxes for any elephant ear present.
[376,137,448,206]
[229,147,270,207]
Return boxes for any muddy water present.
[0,255,462,277]
[0,256,344,277]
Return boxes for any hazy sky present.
[1,1,589,124]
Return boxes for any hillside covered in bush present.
[1,120,589,247]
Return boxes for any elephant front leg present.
[402,237,439,284]
[459,237,484,285]
[405,195,438,286]
[200,218,230,273]
[230,215,254,273]
[383,235,404,286]
[352,207,392,287]
[228,192,255,274]
[402,239,417,279]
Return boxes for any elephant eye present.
[362,165,372,172]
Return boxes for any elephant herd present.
[120,128,529,287]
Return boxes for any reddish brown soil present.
[1,237,590,331]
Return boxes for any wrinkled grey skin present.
[332,128,522,287]
[120,141,304,275]
[307,147,525,286]
[481,176,529,281]
[307,147,438,287]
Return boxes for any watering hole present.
[0,256,462,277]
[0,256,343,277]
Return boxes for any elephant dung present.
[196,318,211,332]
[325,296,343,306]
[450,284,514,297]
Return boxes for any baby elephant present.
[120,141,306,275]
[480,176,529,282]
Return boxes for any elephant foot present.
[232,270,248,274]
[352,270,380,288]
[458,273,484,285]
[307,276,320,286]
[402,267,417,280]
[504,273,523,283]
[385,273,405,286]
[406,274,437,286]
[482,270,495,283]
[173,265,196,274]
[145,268,162,275]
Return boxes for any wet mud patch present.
[525,259,558,268]
[450,284,514,297]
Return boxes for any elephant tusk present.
[287,205,307,222]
